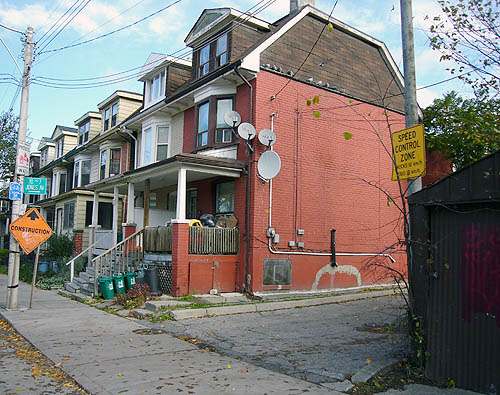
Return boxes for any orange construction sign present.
[9,208,52,254]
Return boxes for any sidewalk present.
[0,274,338,395]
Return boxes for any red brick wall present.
[72,230,83,256]
[183,107,195,153]
[121,142,129,172]
[423,149,453,186]
[171,222,190,296]
[248,70,407,292]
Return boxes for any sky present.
[0,0,472,150]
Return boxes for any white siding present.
[170,112,184,156]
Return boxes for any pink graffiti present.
[462,224,500,327]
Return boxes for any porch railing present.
[144,226,240,255]
[189,227,240,255]
[91,228,144,294]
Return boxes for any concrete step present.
[64,282,80,293]
[86,267,96,276]
[79,287,94,297]
[145,300,191,312]
[72,277,88,288]
[79,271,94,283]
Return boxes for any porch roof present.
[86,153,246,194]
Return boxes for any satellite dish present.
[258,150,281,180]
[224,111,241,128]
[258,129,277,147]
[238,123,256,140]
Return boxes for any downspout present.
[235,65,253,293]
[121,127,138,170]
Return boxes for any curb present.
[168,289,397,320]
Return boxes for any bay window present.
[197,102,209,147]
[73,159,91,188]
[143,127,152,165]
[63,201,74,229]
[156,126,169,161]
[195,96,234,149]
[100,150,107,180]
[110,148,121,176]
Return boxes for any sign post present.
[391,124,426,181]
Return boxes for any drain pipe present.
[121,127,138,170]
[235,66,253,293]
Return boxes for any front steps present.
[64,266,96,297]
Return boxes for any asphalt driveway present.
[147,294,409,386]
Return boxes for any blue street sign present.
[24,177,47,195]
[9,182,22,201]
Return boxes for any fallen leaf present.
[55,362,62,367]
[240,369,249,373]
[63,356,70,361]
[227,364,231,369]
[32,365,40,380]
[129,338,134,342]
[274,336,280,340]
[366,359,372,364]
[118,373,124,377]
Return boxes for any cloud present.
[417,86,438,108]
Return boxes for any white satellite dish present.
[258,129,277,147]
[258,150,281,180]
[238,123,256,140]
[224,111,241,128]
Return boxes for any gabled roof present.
[138,53,191,81]
[50,125,77,141]
[184,8,270,47]
[97,90,143,110]
[74,111,101,126]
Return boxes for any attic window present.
[146,70,166,104]
[196,32,229,78]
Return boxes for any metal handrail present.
[91,228,144,263]
[92,228,144,295]
[65,240,98,283]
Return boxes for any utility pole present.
[6,26,34,310]
[400,0,421,195]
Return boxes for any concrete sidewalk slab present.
[0,275,340,394]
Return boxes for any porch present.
[71,154,246,296]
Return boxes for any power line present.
[0,22,24,34]
[37,0,94,54]
[274,0,340,99]
[37,0,83,46]
[31,0,277,89]
[38,0,184,55]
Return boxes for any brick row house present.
[31,1,408,296]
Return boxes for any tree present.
[428,0,500,96]
[0,110,18,182]
[423,91,500,169]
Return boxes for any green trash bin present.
[124,272,137,291]
[98,277,115,300]
[113,274,126,295]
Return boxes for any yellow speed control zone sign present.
[391,124,426,181]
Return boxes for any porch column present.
[126,182,135,224]
[176,167,187,220]
[88,191,100,264]
[171,220,190,296]
[144,179,150,227]
[113,186,119,245]
[123,182,136,239]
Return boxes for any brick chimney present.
[290,0,316,14]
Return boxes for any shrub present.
[43,234,73,260]
[116,283,151,309]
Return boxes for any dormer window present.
[216,34,227,67]
[103,102,118,131]
[78,121,90,145]
[56,139,64,158]
[196,32,229,78]
[199,44,210,77]
[147,71,166,104]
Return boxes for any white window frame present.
[146,69,166,107]
[56,139,64,158]
[73,159,91,188]
[141,122,171,166]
